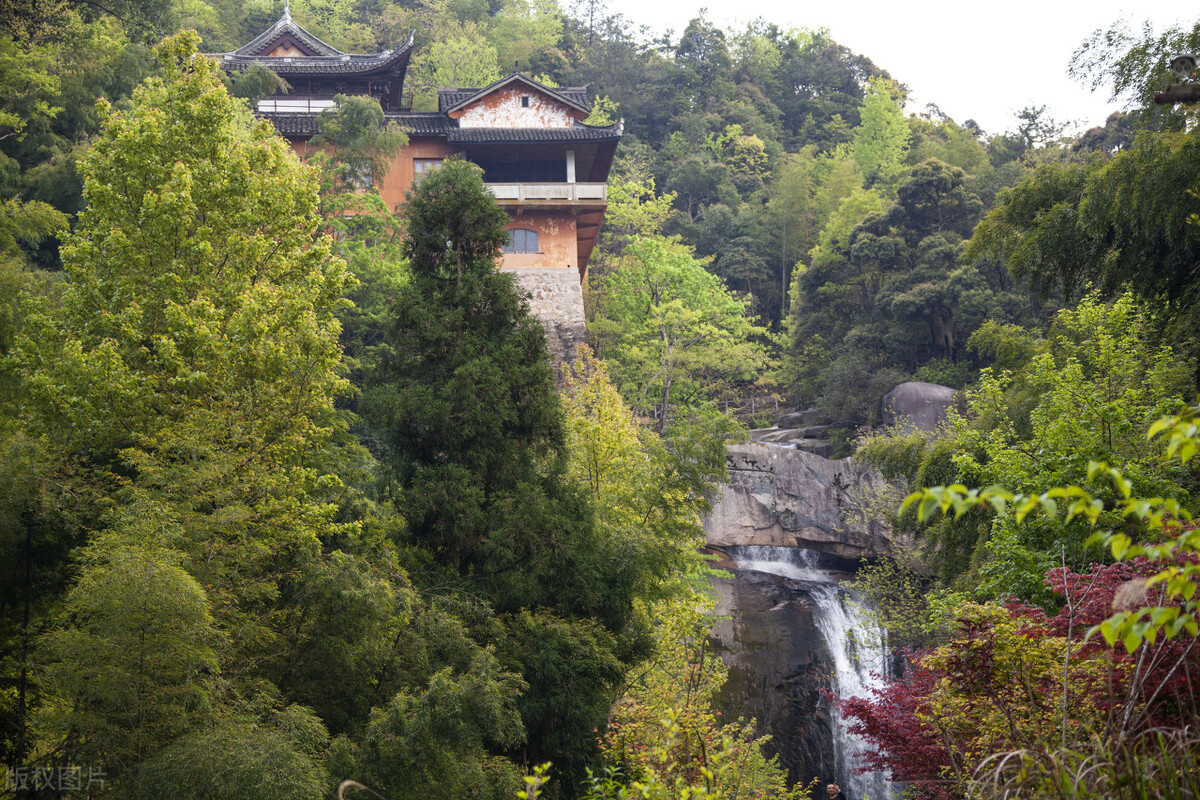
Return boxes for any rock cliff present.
[708,562,835,787]
[704,442,892,560]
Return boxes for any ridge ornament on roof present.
[209,4,414,77]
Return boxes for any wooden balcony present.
[485,183,607,204]
[257,95,339,113]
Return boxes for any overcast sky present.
[600,0,1192,136]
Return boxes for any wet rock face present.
[749,424,835,458]
[880,381,957,433]
[704,443,891,560]
[709,566,836,788]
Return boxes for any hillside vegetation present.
[3,0,1200,797]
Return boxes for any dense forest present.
[3,0,1200,797]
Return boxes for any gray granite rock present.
[792,439,833,458]
[880,381,957,432]
[750,425,834,443]
[776,407,823,428]
[704,442,891,559]
[708,564,835,787]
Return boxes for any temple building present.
[211,5,622,344]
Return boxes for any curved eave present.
[215,31,414,76]
[446,121,623,144]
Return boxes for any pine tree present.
[365,158,578,593]
[364,159,635,791]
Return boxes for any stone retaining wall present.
[504,267,588,369]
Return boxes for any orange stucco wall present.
[286,137,580,274]
[287,137,458,212]
[503,210,576,271]
[379,139,458,211]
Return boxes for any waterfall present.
[727,546,893,800]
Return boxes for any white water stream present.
[728,546,893,800]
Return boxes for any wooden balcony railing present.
[485,183,607,203]
[257,96,339,113]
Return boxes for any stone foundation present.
[504,267,588,369]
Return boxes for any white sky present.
[601,0,1193,136]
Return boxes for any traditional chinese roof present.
[445,120,623,144]
[437,74,591,115]
[211,1,414,76]
[264,112,622,143]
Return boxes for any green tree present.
[11,31,355,784]
[131,710,331,800]
[560,347,718,605]
[860,294,1195,588]
[673,14,735,111]
[408,30,501,110]
[489,0,563,74]
[312,94,408,194]
[38,543,220,776]
[784,158,1023,430]
[363,157,573,585]
[849,76,910,192]
[1071,17,1200,131]
[353,623,527,800]
[967,128,1200,318]
[589,236,770,430]
[363,158,644,793]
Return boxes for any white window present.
[413,158,443,178]
[502,228,539,253]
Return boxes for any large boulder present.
[880,381,957,433]
[704,443,892,559]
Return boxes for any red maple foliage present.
[839,558,1200,800]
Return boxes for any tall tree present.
[11,31,354,784]
[589,236,769,430]
[363,157,574,586]
[849,76,910,192]
[1071,17,1200,131]
[363,159,633,791]
[968,128,1200,312]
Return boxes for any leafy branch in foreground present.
[901,402,1200,653]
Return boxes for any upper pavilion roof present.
[211,1,414,76]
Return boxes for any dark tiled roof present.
[266,111,451,137]
[394,113,452,135]
[218,40,413,75]
[446,121,623,144]
[263,113,621,143]
[437,88,478,111]
[231,9,343,57]
[268,113,319,136]
[209,9,414,76]
[437,74,591,114]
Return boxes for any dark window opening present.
[521,96,530,107]
[503,228,539,253]
[473,159,565,182]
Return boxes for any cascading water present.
[725,546,893,800]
